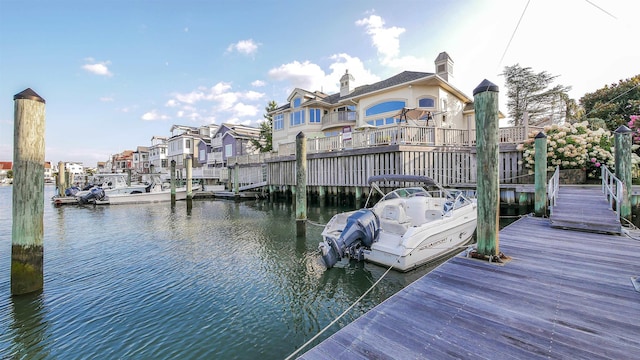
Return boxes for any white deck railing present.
[547,166,560,213]
[601,165,623,217]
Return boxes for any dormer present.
[435,52,454,83]
[340,70,355,97]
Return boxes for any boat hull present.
[96,188,193,205]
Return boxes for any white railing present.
[601,165,623,217]
[227,153,277,166]
[190,167,223,179]
[211,137,223,148]
[547,166,560,212]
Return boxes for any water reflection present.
[9,292,50,359]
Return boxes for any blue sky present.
[1,0,638,167]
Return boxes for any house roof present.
[0,161,12,170]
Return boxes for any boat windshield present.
[381,187,430,201]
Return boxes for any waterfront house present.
[149,136,168,173]
[167,124,219,172]
[197,123,261,181]
[0,161,12,183]
[111,151,134,173]
[270,52,476,152]
[132,146,150,174]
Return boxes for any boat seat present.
[425,210,443,222]
[379,204,410,235]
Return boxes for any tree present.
[502,64,573,126]
[251,100,277,152]
[579,75,640,132]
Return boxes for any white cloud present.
[141,110,169,121]
[82,58,113,76]
[232,103,259,117]
[268,60,326,91]
[356,15,405,64]
[100,96,114,102]
[243,90,264,101]
[227,39,259,56]
[251,80,266,87]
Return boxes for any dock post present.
[233,166,239,196]
[473,79,500,258]
[614,125,632,221]
[318,186,326,206]
[11,88,46,295]
[126,168,132,186]
[170,160,176,205]
[186,155,193,200]
[355,186,362,208]
[57,161,66,196]
[534,132,548,217]
[295,132,307,236]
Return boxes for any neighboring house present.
[197,138,212,167]
[207,123,261,168]
[0,161,12,183]
[132,146,150,174]
[149,136,168,173]
[96,162,107,173]
[65,162,84,175]
[44,161,54,183]
[270,52,476,150]
[111,150,134,172]
[168,124,219,170]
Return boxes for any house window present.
[418,97,435,108]
[309,108,321,123]
[365,100,405,117]
[290,97,305,126]
[186,139,191,149]
[274,114,284,130]
[199,149,205,160]
[367,117,396,126]
[225,144,233,157]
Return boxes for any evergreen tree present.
[502,64,572,126]
[251,100,277,152]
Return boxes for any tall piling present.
[11,88,46,295]
[295,132,307,236]
[534,132,548,217]
[614,125,632,221]
[170,160,176,205]
[57,161,66,196]
[473,80,500,258]
[186,155,193,200]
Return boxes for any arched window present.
[365,100,405,117]
[418,97,435,108]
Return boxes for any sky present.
[1,0,638,167]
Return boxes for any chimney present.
[435,52,454,83]
[340,70,355,97]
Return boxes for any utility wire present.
[585,0,617,20]
[497,0,531,71]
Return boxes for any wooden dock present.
[299,190,639,359]
[550,186,622,234]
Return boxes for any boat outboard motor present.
[78,187,106,204]
[65,186,80,196]
[319,209,380,269]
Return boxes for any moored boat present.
[319,174,477,272]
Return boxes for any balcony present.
[211,137,223,148]
[320,111,357,131]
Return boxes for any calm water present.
[0,186,440,359]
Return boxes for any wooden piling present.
[186,155,193,199]
[57,161,66,196]
[295,132,307,236]
[126,168,132,186]
[473,79,500,258]
[614,125,632,221]
[11,88,46,295]
[534,132,547,217]
[170,160,176,204]
[233,166,239,195]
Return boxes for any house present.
[44,161,54,183]
[111,151,134,172]
[167,124,219,170]
[206,123,261,169]
[0,161,12,183]
[132,146,150,174]
[270,52,476,150]
[149,136,168,173]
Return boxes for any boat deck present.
[300,214,640,359]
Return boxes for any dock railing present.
[547,166,560,213]
[601,165,623,217]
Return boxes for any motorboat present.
[319,174,477,272]
[93,181,200,205]
[52,173,149,205]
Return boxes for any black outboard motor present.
[78,187,106,204]
[64,186,80,196]
[319,209,380,269]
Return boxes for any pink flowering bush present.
[628,115,640,143]
[517,121,613,178]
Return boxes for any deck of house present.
[299,186,640,359]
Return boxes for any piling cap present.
[296,131,306,139]
[14,88,45,104]
[535,131,547,139]
[615,125,631,134]
[473,79,499,96]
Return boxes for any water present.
[0,186,439,359]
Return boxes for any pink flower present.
[591,158,596,163]
[595,162,601,167]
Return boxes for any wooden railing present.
[274,124,534,156]
[601,165,623,217]
[547,166,560,212]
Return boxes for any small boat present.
[52,174,149,205]
[93,182,200,205]
[319,174,477,272]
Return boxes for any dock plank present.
[550,186,621,233]
[299,215,640,359]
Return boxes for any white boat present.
[94,182,200,205]
[52,174,149,205]
[319,174,477,272]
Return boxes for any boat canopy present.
[367,174,437,187]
